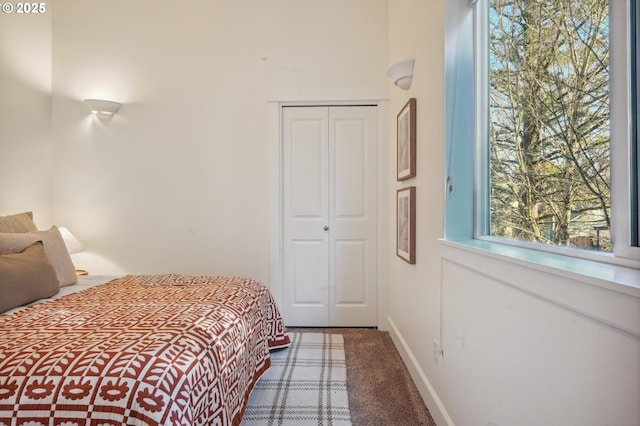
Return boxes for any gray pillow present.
[0,226,78,287]
[0,242,59,314]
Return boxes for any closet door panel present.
[329,106,378,326]
[282,107,329,326]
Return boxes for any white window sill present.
[439,238,640,337]
[440,238,640,297]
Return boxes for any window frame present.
[631,0,640,247]
[472,0,640,268]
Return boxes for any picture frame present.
[396,186,416,264]
[397,98,416,181]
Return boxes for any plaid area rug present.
[242,332,351,425]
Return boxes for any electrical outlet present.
[433,340,444,364]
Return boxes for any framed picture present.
[397,98,416,181]
[396,186,416,264]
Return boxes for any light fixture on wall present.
[84,98,121,119]
[386,58,415,90]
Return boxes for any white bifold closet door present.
[282,106,378,327]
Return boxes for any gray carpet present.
[337,328,435,426]
[243,331,351,425]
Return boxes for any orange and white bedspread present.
[0,274,290,426]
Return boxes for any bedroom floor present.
[288,327,436,426]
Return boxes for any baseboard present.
[387,317,455,426]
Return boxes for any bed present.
[0,274,290,425]
[0,213,290,425]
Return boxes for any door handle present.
[323,226,329,231]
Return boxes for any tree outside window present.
[487,0,612,251]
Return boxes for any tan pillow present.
[0,242,59,314]
[0,226,78,287]
[0,211,37,233]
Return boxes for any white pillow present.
[0,226,78,287]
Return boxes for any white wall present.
[386,1,640,425]
[50,0,389,278]
[437,244,640,425]
[386,0,449,421]
[0,9,52,225]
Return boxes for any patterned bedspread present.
[0,274,290,425]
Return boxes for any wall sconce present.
[84,98,121,119]
[386,58,415,90]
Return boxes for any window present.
[474,0,639,264]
